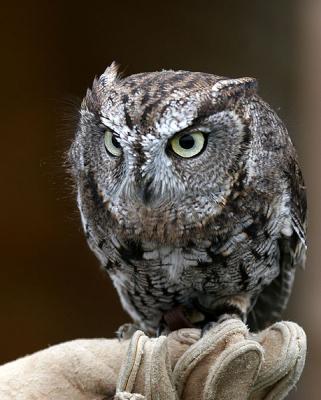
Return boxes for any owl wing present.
[248,157,307,331]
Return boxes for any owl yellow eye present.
[170,131,206,158]
[104,129,122,157]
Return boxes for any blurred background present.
[0,0,320,397]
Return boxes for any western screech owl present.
[69,63,307,334]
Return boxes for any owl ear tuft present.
[82,62,120,112]
[212,77,258,106]
[99,61,120,86]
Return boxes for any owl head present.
[69,63,259,244]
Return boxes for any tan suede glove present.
[0,320,306,400]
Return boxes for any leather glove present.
[115,320,306,400]
[0,320,306,400]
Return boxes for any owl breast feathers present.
[69,63,307,333]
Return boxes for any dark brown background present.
[0,1,320,398]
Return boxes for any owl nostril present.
[141,179,153,205]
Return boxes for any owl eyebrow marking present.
[173,111,216,135]
[188,114,214,130]
[155,92,216,130]
[171,120,208,137]
[98,114,122,137]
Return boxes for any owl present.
[69,63,307,334]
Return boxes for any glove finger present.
[143,336,177,400]
[173,319,251,399]
[117,330,177,400]
[116,330,148,394]
[167,328,201,370]
[204,340,263,400]
[250,321,307,400]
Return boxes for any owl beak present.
[141,179,153,206]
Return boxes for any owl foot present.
[201,312,245,337]
[159,305,197,335]
[194,298,248,337]
[116,323,142,341]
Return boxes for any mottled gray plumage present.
[69,63,307,334]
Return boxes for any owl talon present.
[116,323,141,341]
[156,321,169,337]
[201,313,244,337]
